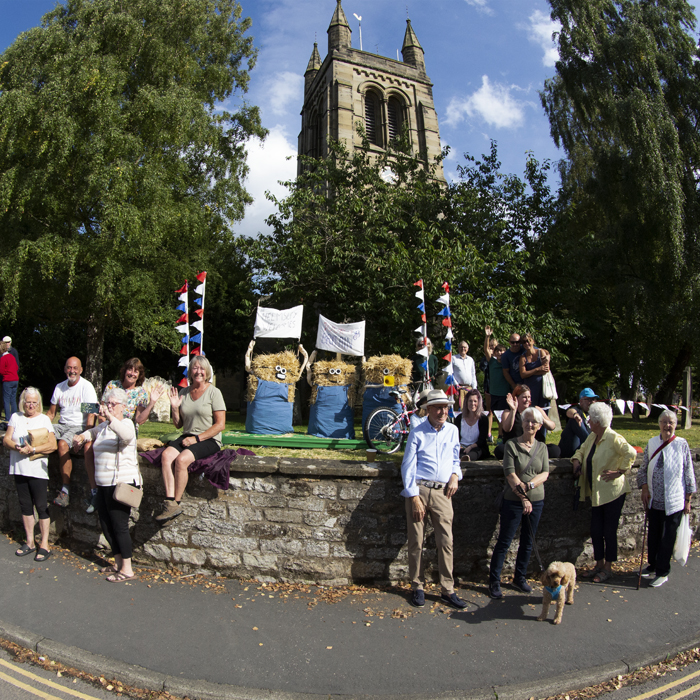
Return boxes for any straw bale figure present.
[244,341,308,434]
[306,350,360,439]
[360,354,413,434]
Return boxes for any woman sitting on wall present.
[455,389,490,461]
[156,356,226,523]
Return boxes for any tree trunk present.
[85,312,105,392]
[654,341,692,404]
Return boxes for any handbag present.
[494,441,543,510]
[27,427,51,461]
[113,481,143,508]
[673,513,692,566]
[542,370,557,400]
[111,426,143,508]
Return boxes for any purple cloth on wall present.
[139,447,255,491]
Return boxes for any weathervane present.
[353,13,363,51]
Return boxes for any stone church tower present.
[298,0,443,179]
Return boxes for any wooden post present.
[549,398,562,431]
[682,366,692,429]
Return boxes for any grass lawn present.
[137,411,700,461]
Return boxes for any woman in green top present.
[155,356,227,522]
[489,407,550,599]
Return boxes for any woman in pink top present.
[0,340,19,421]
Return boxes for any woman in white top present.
[3,388,57,561]
[73,388,140,582]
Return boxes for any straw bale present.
[143,376,171,422]
[363,355,412,386]
[310,386,319,404]
[250,350,302,383]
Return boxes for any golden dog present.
[537,561,576,624]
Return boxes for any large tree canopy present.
[245,136,575,359]
[0,0,265,388]
[540,0,700,400]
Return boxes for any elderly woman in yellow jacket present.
[572,402,636,583]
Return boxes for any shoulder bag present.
[111,426,143,508]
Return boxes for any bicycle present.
[364,389,419,454]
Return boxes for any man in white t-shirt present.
[46,357,98,507]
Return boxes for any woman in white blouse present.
[3,388,57,561]
[73,388,141,582]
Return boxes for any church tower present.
[298,1,443,179]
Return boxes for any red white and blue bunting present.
[191,271,207,357]
[436,283,456,416]
[174,271,207,387]
[175,281,190,388]
[413,279,429,375]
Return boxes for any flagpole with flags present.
[437,282,456,416]
[175,281,190,387]
[191,271,207,358]
[413,279,430,384]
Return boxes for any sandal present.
[15,544,36,557]
[106,572,136,583]
[34,548,51,562]
[580,566,602,579]
[593,569,613,584]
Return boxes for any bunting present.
[437,282,457,417]
[413,279,428,373]
[192,271,207,356]
[558,401,689,415]
[175,281,189,387]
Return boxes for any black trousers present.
[590,493,626,562]
[14,475,49,519]
[95,485,135,559]
[647,507,684,577]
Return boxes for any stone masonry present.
[0,447,698,585]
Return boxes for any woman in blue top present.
[518,334,551,409]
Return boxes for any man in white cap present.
[400,389,467,609]
[2,336,19,370]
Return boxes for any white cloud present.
[444,76,526,130]
[464,0,494,15]
[525,9,561,67]
[235,125,298,237]
[262,70,304,117]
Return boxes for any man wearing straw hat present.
[401,389,468,610]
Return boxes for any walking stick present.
[637,508,649,590]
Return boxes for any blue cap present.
[579,388,599,399]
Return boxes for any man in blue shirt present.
[501,333,523,391]
[401,389,467,609]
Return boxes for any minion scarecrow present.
[360,354,413,431]
[306,350,360,439]
[244,340,309,434]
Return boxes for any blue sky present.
[1,0,567,236]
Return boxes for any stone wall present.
[1,446,698,585]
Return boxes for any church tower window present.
[387,97,403,141]
[364,91,380,146]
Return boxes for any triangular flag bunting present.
[436,294,450,305]
[190,333,202,344]
[196,271,207,282]
[442,318,452,327]
[180,344,188,355]
[413,280,423,288]
[175,283,188,293]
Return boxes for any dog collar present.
[545,584,563,599]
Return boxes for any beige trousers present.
[405,484,455,593]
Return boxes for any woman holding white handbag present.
[73,387,141,582]
[637,409,696,588]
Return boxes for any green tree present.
[540,0,700,400]
[245,136,575,361]
[0,0,265,389]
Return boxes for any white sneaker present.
[650,575,668,587]
[641,567,655,579]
